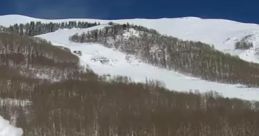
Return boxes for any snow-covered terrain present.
[1,14,259,101]
[0,116,23,136]
[1,15,259,63]
[36,26,259,101]
[0,98,31,107]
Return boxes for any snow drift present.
[0,116,23,136]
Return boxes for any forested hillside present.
[22,76,259,136]
[70,24,259,87]
[0,32,80,81]
[1,63,259,136]
[0,22,259,136]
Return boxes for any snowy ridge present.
[1,15,259,63]
[36,26,259,101]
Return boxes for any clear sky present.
[0,0,259,23]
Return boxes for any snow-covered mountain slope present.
[36,26,259,101]
[1,15,259,63]
[1,14,259,100]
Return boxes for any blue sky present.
[1,0,259,23]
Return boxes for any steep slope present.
[37,26,259,101]
[1,16,259,136]
[0,32,81,108]
[0,32,79,81]
[71,24,259,87]
[1,15,259,63]
[0,32,84,136]
[1,15,259,100]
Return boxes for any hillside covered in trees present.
[0,32,81,81]
[0,23,259,136]
[70,24,259,87]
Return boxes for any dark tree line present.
[235,34,254,49]
[4,21,99,36]
[235,41,253,49]
[70,24,259,87]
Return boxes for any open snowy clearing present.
[36,26,259,101]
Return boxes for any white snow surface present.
[36,26,259,101]
[1,15,259,63]
[0,15,259,63]
[0,116,23,136]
